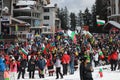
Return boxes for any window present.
[48,29,51,31]
[44,28,47,32]
[0,3,2,8]
[43,24,49,26]
[44,16,50,20]
[19,27,25,31]
[44,8,49,12]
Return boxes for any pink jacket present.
[4,71,10,78]
[10,62,17,72]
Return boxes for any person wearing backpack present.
[0,55,5,80]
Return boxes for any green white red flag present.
[97,19,105,26]
[67,30,77,44]
[21,48,28,55]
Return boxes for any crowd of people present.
[0,30,119,80]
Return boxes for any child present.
[4,68,10,80]
[99,68,103,78]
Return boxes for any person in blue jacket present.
[37,55,46,78]
[0,55,5,80]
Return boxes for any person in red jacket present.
[61,51,70,75]
[109,48,118,71]
[46,52,54,76]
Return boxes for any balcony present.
[14,7,32,13]
[15,16,40,20]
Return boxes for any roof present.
[19,6,31,10]
[42,32,53,34]
[16,1,36,6]
[103,21,120,31]
[10,17,30,27]
[11,17,26,24]
[43,4,55,8]
[30,26,48,29]
[10,23,27,27]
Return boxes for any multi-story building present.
[107,0,120,21]
[0,0,51,37]
[0,0,12,35]
[41,4,61,34]
[0,0,61,37]
[105,0,120,32]
[13,0,50,35]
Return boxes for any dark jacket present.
[83,63,93,80]
[28,59,36,71]
[18,59,27,72]
[80,62,84,80]
[37,58,46,70]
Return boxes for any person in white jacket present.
[93,50,99,67]
[54,56,63,79]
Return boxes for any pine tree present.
[70,12,76,31]
[78,10,84,27]
[90,4,97,32]
[96,0,107,22]
[83,8,92,26]
[57,7,69,30]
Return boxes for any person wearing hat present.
[61,51,70,75]
[54,56,63,79]
[28,56,36,79]
[37,55,46,78]
[17,57,27,79]
[80,57,94,80]
[10,58,17,80]
[79,57,85,80]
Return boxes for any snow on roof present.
[19,6,31,10]
[44,4,55,8]
[16,1,36,6]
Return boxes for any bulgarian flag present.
[41,43,47,54]
[67,30,77,44]
[19,48,28,59]
[21,48,28,55]
[97,19,105,26]
[99,68,103,78]
[42,43,45,51]
[99,51,104,60]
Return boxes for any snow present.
[93,65,120,80]
[17,65,120,80]
[19,6,31,10]
[17,1,36,6]
[44,4,55,8]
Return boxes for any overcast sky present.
[51,0,95,14]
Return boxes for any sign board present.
[1,16,10,22]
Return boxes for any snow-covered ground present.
[17,65,120,80]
